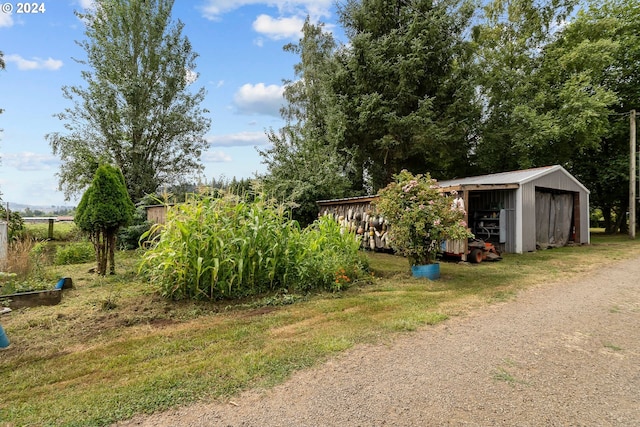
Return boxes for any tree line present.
[3,0,637,235]
[260,0,639,231]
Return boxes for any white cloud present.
[77,0,95,9]
[2,152,60,171]
[233,83,284,116]
[0,11,13,27]
[200,0,333,21]
[252,14,304,40]
[5,54,63,71]
[207,131,269,147]
[203,150,233,163]
[185,68,198,85]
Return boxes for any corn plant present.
[139,193,368,300]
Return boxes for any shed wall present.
[146,206,168,224]
[520,169,590,252]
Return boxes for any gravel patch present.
[115,256,640,426]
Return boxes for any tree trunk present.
[91,231,101,274]
[100,230,108,275]
[603,206,614,234]
[108,231,116,275]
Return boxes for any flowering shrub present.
[374,170,473,266]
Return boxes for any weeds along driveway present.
[116,254,640,427]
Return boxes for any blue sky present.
[0,0,339,207]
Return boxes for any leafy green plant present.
[117,221,152,250]
[139,193,369,300]
[374,170,473,266]
[0,204,25,240]
[0,278,51,295]
[54,241,95,265]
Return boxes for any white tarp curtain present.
[535,191,574,248]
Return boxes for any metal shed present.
[317,165,590,256]
[438,165,590,254]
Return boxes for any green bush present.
[117,221,152,250]
[54,241,95,265]
[139,194,369,300]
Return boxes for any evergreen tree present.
[332,0,480,190]
[75,164,135,275]
[259,19,356,225]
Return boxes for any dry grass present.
[3,239,36,277]
[1,232,639,426]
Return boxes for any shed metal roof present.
[438,165,589,193]
[317,165,589,205]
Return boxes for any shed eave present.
[317,195,379,206]
[439,183,520,192]
[519,165,591,194]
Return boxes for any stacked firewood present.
[320,204,391,251]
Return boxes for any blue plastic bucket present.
[411,263,440,280]
[0,323,10,349]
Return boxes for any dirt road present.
[117,256,640,426]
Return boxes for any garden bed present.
[0,278,72,309]
[0,288,62,309]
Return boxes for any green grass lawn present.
[22,221,81,241]
[1,231,639,426]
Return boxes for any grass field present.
[1,232,639,426]
[22,221,81,241]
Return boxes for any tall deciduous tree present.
[559,0,640,232]
[472,0,578,173]
[75,164,134,275]
[474,0,638,233]
[47,0,210,202]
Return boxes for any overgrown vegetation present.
[0,239,51,296]
[54,241,95,265]
[0,204,25,240]
[1,233,638,426]
[140,194,369,300]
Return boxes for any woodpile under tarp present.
[317,196,391,251]
[317,195,467,256]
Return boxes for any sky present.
[0,0,341,207]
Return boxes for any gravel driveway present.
[116,256,640,426]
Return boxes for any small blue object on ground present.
[0,323,10,349]
[55,278,65,290]
[411,263,441,280]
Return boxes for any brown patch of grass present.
[3,239,36,277]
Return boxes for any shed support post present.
[462,189,469,261]
[631,109,636,239]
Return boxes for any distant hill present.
[4,202,75,215]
